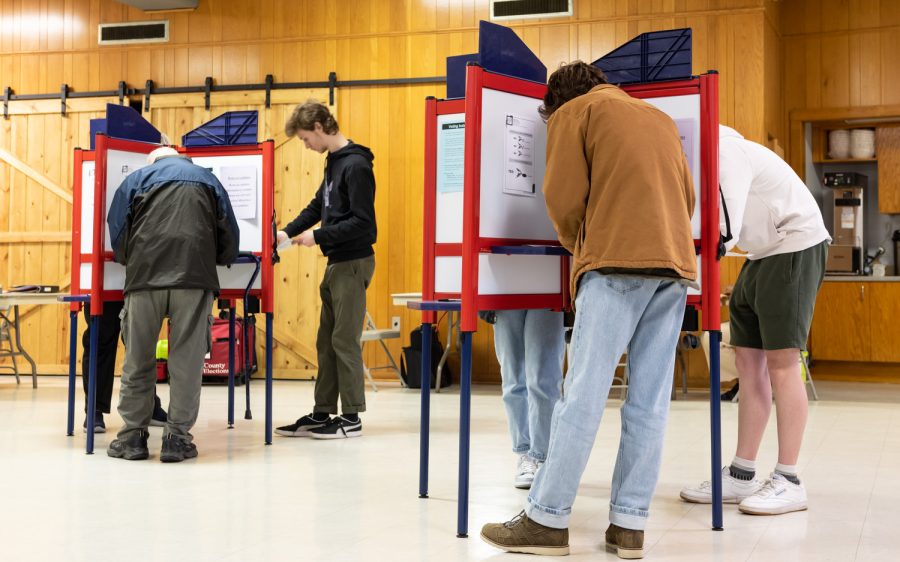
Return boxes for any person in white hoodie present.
[680,125,830,515]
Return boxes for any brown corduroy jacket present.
[543,84,697,299]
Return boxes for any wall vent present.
[490,0,573,21]
[98,21,169,45]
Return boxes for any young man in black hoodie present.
[275,100,376,439]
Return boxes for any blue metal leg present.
[265,313,273,444]
[228,307,236,428]
[66,310,78,436]
[709,330,724,530]
[419,323,432,499]
[85,315,100,454]
[457,331,472,538]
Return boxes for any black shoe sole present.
[107,448,149,461]
[160,448,198,463]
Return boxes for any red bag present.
[203,317,256,381]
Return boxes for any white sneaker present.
[739,473,808,515]
[680,466,764,504]
[514,455,540,489]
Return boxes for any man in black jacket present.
[275,100,376,440]
[106,146,239,462]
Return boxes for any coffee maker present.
[824,172,866,275]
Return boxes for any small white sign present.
[221,166,258,220]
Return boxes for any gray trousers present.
[117,289,213,442]
[314,255,375,415]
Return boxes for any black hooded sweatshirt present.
[283,142,377,263]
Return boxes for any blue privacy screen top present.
[182,110,259,147]
[592,28,692,85]
[445,21,547,99]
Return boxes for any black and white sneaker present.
[309,416,362,439]
[274,414,330,437]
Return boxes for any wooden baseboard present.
[810,361,900,384]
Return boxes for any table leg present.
[12,305,38,388]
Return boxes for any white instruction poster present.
[221,166,258,220]
[503,114,536,197]
[437,120,465,193]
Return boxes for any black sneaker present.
[107,430,150,461]
[274,414,331,437]
[309,416,362,440]
[83,412,106,434]
[160,434,198,463]
[150,395,168,427]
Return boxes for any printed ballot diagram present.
[503,114,536,197]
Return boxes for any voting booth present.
[414,23,724,537]
[66,105,277,453]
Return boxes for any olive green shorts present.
[729,241,828,351]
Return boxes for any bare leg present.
[734,346,771,462]
[765,348,807,466]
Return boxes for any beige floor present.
[0,377,898,561]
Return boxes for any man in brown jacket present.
[481,62,696,559]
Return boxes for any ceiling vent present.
[98,21,169,45]
[115,0,198,10]
[490,0,573,21]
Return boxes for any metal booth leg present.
[66,310,78,436]
[457,331,473,538]
[419,323,433,498]
[708,330,724,531]
[85,315,100,454]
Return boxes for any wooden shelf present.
[813,158,877,164]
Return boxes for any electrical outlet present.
[391,316,401,331]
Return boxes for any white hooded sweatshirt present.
[719,125,831,260]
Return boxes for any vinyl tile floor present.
[0,377,898,562]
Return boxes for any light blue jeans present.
[526,272,687,531]
[492,309,565,462]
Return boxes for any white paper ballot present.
[221,166,258,220]
[277,238,294,250]
[503,114,536,197]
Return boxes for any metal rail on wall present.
[1,73,447,117]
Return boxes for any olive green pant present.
[117,289,213,443]
[729,241,828,351]
[313,255,375,415]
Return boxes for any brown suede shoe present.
[605,524,644,559]
[481,511,569,556]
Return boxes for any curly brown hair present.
[539,62,608,121]
[285,99,339,136]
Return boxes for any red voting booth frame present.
[67,136,277,453]
[416,66,723,537]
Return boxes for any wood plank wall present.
[782,0,900,174]
[1,0,771,384]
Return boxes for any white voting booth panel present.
[434,87,559,297]
[641,94,703,296]
[191,154,265,291]
[478,88,556,242]
[642,94,703,240]
[79,150,263,291]
[435,255,562,295]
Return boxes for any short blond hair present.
[285,99,339,136]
